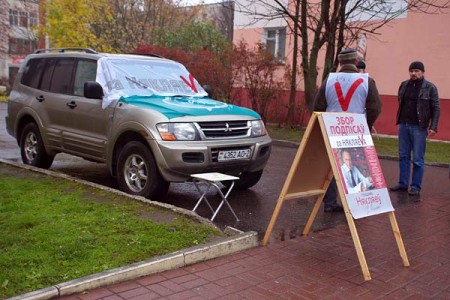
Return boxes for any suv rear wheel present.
[20,123,55,169]
[117,141,169,200]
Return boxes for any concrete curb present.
[8,231,258,300]
[1,159,259,300]
[9,231,259,300]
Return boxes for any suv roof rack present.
[34,48,98,54]
[130,53,165,58]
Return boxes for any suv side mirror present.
[84,81,104,99]
[203,85,212,98]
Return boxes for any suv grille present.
[197,121,250,139]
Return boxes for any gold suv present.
[6,48,272,199]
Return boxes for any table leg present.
[192,181,215,214]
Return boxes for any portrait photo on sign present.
[335,147,374,194]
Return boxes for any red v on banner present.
[180,74,198,93]
[334,78,364,111]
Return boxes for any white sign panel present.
[356,33,367,60]
[322,113,394,219]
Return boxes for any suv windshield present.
[97,57,208,108]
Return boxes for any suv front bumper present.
[150,136,272,182]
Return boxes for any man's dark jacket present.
[396,78,440,132]
[313,64,382,130]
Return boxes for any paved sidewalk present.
[58,187,449,299]
[2,101,448,299]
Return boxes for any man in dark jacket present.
[314,48,382,212]
[390,61,440,196]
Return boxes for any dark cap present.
[338,48,358,62]
[409,61,425,72]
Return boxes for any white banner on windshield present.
[96,57,208,108]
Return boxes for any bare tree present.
[235,0,450,126]
[233,41,285,122]
[104,0,199,52]
[186,1,235,41]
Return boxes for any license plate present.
[218,149,251,161]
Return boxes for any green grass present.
[0,164,222,299]
[267,124,450,165]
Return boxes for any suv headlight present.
[156,123,198,141]
[250,120,267,137]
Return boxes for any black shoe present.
[324,205,344,213]
[390,185,408,192]
[408,188,420,196]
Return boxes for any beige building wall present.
[364,9,450,99]
[234,4,450,98]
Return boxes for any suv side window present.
[48,58,76,94]
[40,58,56,91]
[21,58,46,89]
[73,59,97,96]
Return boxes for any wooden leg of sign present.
[334,172,371,280]
[302,169,333,235]
[302,196,323,236]
[388,211,410,267]
[262,194,286,246]
[344,210,372,281]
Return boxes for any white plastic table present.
[191,172,240,222]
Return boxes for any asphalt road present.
[2,102,448,241]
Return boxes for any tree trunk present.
[303,54,319,112]
[285,0,301,127]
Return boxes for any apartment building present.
[0,0,39,91]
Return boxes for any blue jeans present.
[397,123,427,191]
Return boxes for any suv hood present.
[120,95,260,119]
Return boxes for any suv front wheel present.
[20,123,55,169]
[117,141,169,200]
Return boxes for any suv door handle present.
[66,101,77,109]
[36,95,45,102]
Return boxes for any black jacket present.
[396,78,440,131]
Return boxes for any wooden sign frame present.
[262,112,409,280]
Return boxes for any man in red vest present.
[313,48,382,213]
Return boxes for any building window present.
[9,38,37,55]
[9,10,38,28]
[29,12,38,27]
[263,27,286,63]
[20,11,28,27]
[9,9,19,26]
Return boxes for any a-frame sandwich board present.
[262,112,409,280]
